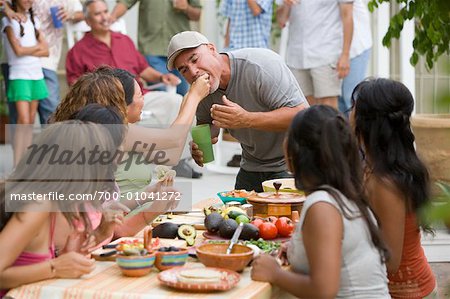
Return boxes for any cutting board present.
[92,237,186,261]
[151,212,205,230]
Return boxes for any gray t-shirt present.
[197,48,307,172]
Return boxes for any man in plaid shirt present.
[220,0,273,50]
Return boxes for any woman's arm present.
[0,211,54,289]
[123,74,210,164]
[276,0,293,28]
[252,202,342,298]
[367,176,405,273]
[4,26,41,57]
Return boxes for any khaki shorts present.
[290,64,342,98]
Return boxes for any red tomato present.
[251,218,264,228]
[275,217,295,237]
[266,216,278,223]
[259,222,278,240]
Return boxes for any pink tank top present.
[1,214,56,297]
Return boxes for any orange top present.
[388,213,436,298]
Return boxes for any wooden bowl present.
[155,249,189,271]
[116,253,155,277]
[195,243,253,272]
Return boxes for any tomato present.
[251,218,264,228]
[275,217,295,237]
[266,216,278,224]
[259,222,278,240]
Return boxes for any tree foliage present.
[368,0,450,69]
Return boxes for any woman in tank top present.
[251,105,390,298]
[0,120,121,294]
[350,78,437,298]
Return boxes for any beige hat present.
[167,31,210,71]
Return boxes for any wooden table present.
[6,199,276,299]
[6,261,272,299]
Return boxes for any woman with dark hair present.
[251,105,390,298]
[351,78,437,298]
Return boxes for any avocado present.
[152,222,179,239]
[240,223,259,241]
[228,210,246,220]
[219,219,238,239]
[178,224,197,246]
[203,206,222,216]
[204,212,224,233]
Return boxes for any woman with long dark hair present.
[351,78,437,298]
[251,105,390,298]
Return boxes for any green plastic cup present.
[191,124,214,163]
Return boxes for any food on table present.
[219,219,239,239]
[220,190,257,198]
[251,217,264,228]
[267,216,278,223]
[204,212,224,233]
[176,268,223,284]
[158,246,180,252]
[153,222,179,239]
[259,222,278,240]
[177,224,197,246]
[235,214,250,224]
[240,223,259,240]
[275,217,295,237]
[115,240,148,256]
[203,205,223,216]
[243,238,281,254]
[221,206,247,219]
[155,165,176,181]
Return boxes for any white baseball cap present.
[167,31,210,71]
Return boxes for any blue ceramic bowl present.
[155,249,189,271]
[217,191,247,204]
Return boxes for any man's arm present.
[247,0,263,16]
[174,0,201,21]
[336,2,353,78]
[211,95,307,131]
[109,2,129,23]
[276,0,294,28]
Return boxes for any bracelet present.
[159,75,163,82]
[49,260,56,277]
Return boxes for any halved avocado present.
[178,224,197,246]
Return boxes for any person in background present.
[276,0,353,109]
[168,31,308,192]
[251,105,390,299]
[220,0,273,50]
[338,0,372,116]
[219,0,274,168]
[351,78,438,298]
[2,0,48,165]
[109,0,202,96]
[4,0,84,126]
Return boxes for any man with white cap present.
[167,31,309,192]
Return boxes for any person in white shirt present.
[2,0,48,164]
[277,0,353,109]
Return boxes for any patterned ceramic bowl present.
[116,253,156,277]
[155,249,189,271]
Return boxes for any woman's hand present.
[161,73,181,86]
[277,241,290,266]
[93,201,130,245]
[188,73,210,100]
[52,251,95,278]
[251,254,282,283]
